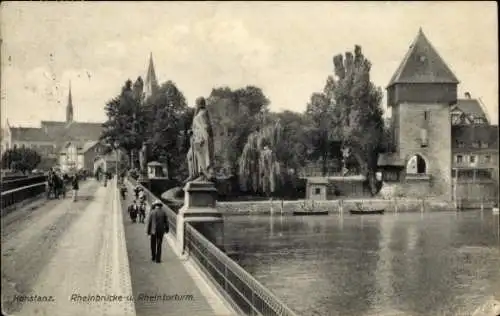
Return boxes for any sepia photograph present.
[1,1,499,316]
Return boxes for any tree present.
[1,147,41,173]
[100,79,146,164]
[144,80,191,180]
[330,45,385,195]
[238,119,283,196]
[206,86,270,175]
[305,91,338,175]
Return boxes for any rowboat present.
[293,210,329,216]
[349,209,385,215]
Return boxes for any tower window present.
[424,111,430,121]
[406,154,427,175]
[315,188,321,195]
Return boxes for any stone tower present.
[144,52,159,99]
[66,81,74,123]
[387,28,458,200]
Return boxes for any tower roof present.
[145,52,158,87]
[66,81,74,122]
[387,28,459,87]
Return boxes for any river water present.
[223,211,500,316]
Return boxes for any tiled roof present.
[10,127,53,142]
[388,29,459,87]
[40,121,103,144]
[81,141,99,153]
[452,99,487,117]
[452,125,499,149]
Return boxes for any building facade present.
[379,29,498,203]
[2,84,103,171]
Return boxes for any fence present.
[185,224,298,316]
[126,176,299,316]
[1,175,46,193]
[1,181,47,209]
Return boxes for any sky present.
[1,1,498,127]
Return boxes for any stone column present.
[175,181,224,253]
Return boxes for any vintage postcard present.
[1,2,499,316]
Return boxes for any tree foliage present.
[330,45,385,194]
[100,79,146,158]
[206,86,270,174]
[238,119,282,195]
[143,80,192,180]
[1,147,41,173]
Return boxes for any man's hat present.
[152,200,162,208]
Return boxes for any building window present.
[473,117,484,124]
[452,169,456,178]
[455,155,463,163]
[469,155,477,164]
[484,155,491,163]
[451,113,461,125]
[424,111,430,121]
[457,141,465,148]
[472,141,480,148]
[315,188,321,195]
[406,154,427,174]
[480,141,489,148]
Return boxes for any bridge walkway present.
[120,184,235,316]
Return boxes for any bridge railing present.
[126,176,298,316]
[126,177,177,237]
[185,223,298,316]
[1,175,46,193]
[1,182,47,209]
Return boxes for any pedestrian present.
[138,199,146,223]
[146,200,169,263]
[71,174,79,202]
[128,200,138,223]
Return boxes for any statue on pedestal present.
[138,142,149,179]
[186,97,215,183]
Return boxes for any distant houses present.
[1,83,106,172]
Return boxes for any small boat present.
[293,200,328,216]
[349,209,385,215]
[293,210,329,216]
[349,202,385,215]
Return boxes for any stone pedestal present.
[176,181,224,254]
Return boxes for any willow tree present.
[238,120,282,196]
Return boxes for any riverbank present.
[216,198,468,215]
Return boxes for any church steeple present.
[66,81,74,123]
[144,52,159,99]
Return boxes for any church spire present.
[144,52,159,99]
[66,81,74,123]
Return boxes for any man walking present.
[146,200,169,263]
[71,174,79,202]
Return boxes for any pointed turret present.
[144,52,159,99]
[66,81,74,122]
[387,28,459,106]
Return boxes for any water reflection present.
[224,211,500,316]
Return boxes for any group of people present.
[47,168,80,202]
[128,186,147,223]
[126,185,169,263]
